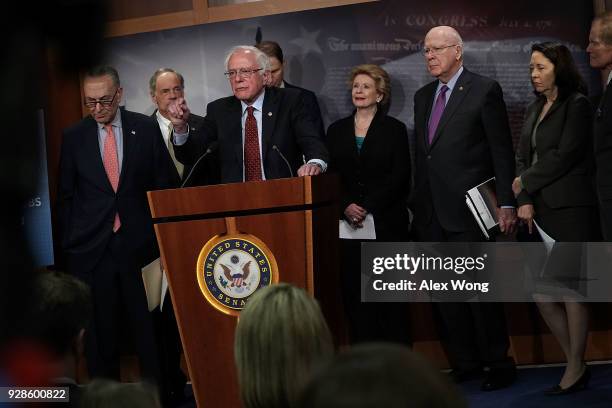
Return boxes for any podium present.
[147,175,343,407]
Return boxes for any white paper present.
[339,213,376,239]
[160,269,169,311]
[141,257,162,312]
[534,220,555,253]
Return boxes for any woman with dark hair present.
[326,64,411,344]
[513,42,599,395]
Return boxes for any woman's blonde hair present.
[349,64,391,106]
[234,283,334,408]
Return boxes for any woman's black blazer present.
[326,110,411,240]
[516,92,596,209]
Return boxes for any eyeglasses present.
[422,44,458,56]
[84,89,119,109]
[224,68,263,79]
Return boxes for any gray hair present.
[234,283,334,408]
[224,45,270,76]
[149,68,185,95]
[85,65,120,87]
[594,11,612,45]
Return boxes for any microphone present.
[180,141,219,188]
[272,145,293,178]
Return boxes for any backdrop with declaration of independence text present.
[105,0,595,153]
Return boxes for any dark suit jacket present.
[58,109,177,277]
[516,92,596,210]
[594,81,612,239]
[326,111,411,240]
[174,86,328,183]
[284,81,325,136]
[151,111,220,187]
[411,68,516,233]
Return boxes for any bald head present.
[425,26,463,48]
[423,26,463,82]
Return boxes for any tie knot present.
[247,106,255,115]
[104,124,113,132]
[440,85,449,94]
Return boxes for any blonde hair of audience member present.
[80,379,161,408]
[235,283,334,408]
[348,64,391,106]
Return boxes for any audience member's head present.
[224,45,271,104]
[298,343,467,408]
[235,283,334,408]
[255,41,285,87]
[80,379,161,408]
[31,271,92,361]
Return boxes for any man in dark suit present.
[255,40,325,136]
[149,67,218,406]
[411,26,517,391]
[172,45,328,183]
[588,12,612,240]
[58,66,176,385]
[150,68,219,187]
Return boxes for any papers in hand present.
[339,213,376,239]
[465,177,499,239]
[534,220,555,253]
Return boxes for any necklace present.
[354,107,377,132]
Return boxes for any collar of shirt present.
[607,70,612,86]
[155,110,172,145]
[97,108,124,171]
[98,108,123,132]
[240,88,266,115]
[279,81,286,89]
[435,65,464,105]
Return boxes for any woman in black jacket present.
[327,64,411,344]
[513,42,599,395]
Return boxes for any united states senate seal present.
[196,232,279,315]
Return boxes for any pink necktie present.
[244,106,263,181]
[103,124,121,232]
[428,85,449,144]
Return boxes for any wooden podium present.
[147,175,343,407]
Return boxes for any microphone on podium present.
[272,145,293,178]
[180,141,219,188]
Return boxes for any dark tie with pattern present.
[244,106,263,181]
[428,84,449,144]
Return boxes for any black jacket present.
[326,110,411,240]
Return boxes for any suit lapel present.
[118,110,136,190]
[261,88,279,165]
[227,98,244,179]
[522,99,544,167]
[421,82,437,149]
[430,69,471,148]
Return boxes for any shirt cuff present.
[172,124,190,146]
[307,159,327,172]
[500,206,515,209]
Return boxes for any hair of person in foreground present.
[234,283,334,408]
[80,379,161,408]
[298,342,468,408]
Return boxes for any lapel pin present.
[268,112,273,117]
[131,130,136,134]
[459,86,464,91]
